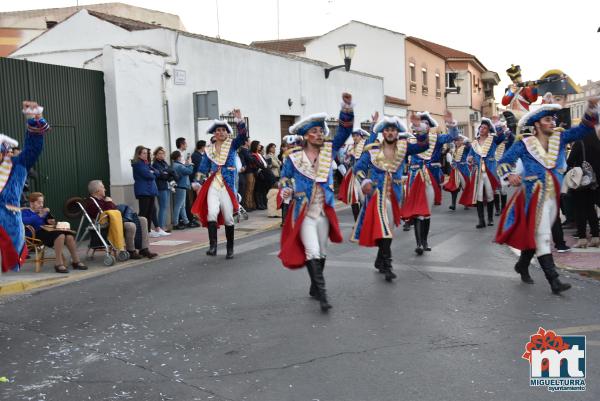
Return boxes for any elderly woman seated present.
[21,192,87,273]
[84,180,157,259]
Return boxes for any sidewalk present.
[554,224,600,278]
[0,209,283,296]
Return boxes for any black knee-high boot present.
[514,249,535,284]
[486,202,494,226]
[500,194,507,212]
[537,254,571,294]
[225,225,234,259]
[305,259,318,298]
[206,222,218,256]
[374,240,384,273]
[311,258,331,311]
[449,191,458,210]
[476,202,486,228]
[414,219,424,255]
[493,193,501,216]
[351,203,360,222]
[422,219,431,251]
[378,238,396,282]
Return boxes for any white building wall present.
[305,22,406,102]
[9,12,384,205]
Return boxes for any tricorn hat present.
[506,64,522,81]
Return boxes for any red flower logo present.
[522,327,570,372]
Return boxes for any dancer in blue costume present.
[0,101,50,272]
[496,98,599,294]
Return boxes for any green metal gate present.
[0,57,110,222]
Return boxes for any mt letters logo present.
[522,327,586,392]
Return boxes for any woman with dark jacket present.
[567,130,600,248]
[170,150,195,229]
[251,140,270,210]
[151,146,174,236]
[132,146,159,233]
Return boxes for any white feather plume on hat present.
[0,133,19,148]
[289,113,330,136]
[206,119,233,134]
[416,111,438,128]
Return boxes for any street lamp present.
[445,72,464,96]
[324,43,357,79]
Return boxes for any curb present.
[0,220,282,298]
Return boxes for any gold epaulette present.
[283,146,302,158]
[363,142,380,151]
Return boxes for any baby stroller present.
[67,197,129,266]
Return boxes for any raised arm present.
[437,111,459,144]
[14,101,50,170]
[561,99,599,144]
[333,93,355,153]
[231,109,248,151]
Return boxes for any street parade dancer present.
[192,109,247,259]
[338,125,371,221]
[492,116,515,216]
[462,118,506,228]
[0,101,50,273]
[496,98,599,294]
[442,134,471,211]
[350,115,429,281]
[403,111,458,255]
[278,93,354,312]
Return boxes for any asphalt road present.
[1,200,600,401]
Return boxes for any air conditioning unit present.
[469,111,480,122]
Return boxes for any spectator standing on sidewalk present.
[171,150,195,230]
[131,146,159,234]
[151,146,173,236]
[568,127,600,247]
[176,137,200,228]
[265,143,281,179]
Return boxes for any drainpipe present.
[162,31,180,155]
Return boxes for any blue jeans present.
[157,189,170,228]
[173,188,189,225]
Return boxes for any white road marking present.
[553,324,600,335]
[326,260,516,279]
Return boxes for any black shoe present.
[187,221,200,228]
[206,222,218,256]
[128,250,142,260]
[140,248,158,259]
[550,278,572,294]
[173,223,186,230]
[72,262,88,270]
[449,205,456,210]
[225,225,234,259]
[556,244,571,253]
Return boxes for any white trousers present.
[300,214,330,260]
[457,171,466,190]
[416,182,434,221]
[207,183,234,225]
[476,172,494,202]
[535,197,557,256]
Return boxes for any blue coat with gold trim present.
[495,113,599,250]
[279,110,354,222]
[198,121,247,190]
